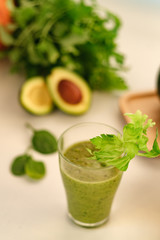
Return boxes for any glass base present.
[68,213,109,228]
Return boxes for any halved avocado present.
[47,67,91,115]
[20,77,53,115]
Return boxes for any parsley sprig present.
[1,0,127,91]
[90,110,160,171]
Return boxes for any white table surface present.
[1,1,160,239]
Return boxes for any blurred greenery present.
[1,0,127,91]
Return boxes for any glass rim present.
[58,122,122,171]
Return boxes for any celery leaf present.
[90,110,160,171]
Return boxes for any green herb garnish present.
[3,0,127,91]
[90,110,160,171]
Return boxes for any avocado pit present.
[58,79,82,104]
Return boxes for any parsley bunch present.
[90,111,160,171]
[2,0,127,91]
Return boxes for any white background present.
[0,0,160,239]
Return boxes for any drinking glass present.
[58,122,122,227]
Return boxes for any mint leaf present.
[90,110,160,171]
[25,158,46,180]
[11,154,30,176]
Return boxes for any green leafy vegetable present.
[32,130,57,154]
[0,26,14,46]
[10,123,57,181]
[3,0,127,91]
[90,110,160,171]
[25,157,46,180]
[11,154,30,176]
[11,154,46,180]
[26,123,57,154]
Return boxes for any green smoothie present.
[60,141,122,226]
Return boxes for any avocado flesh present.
[29,86,51,106]
[20,77,53,115]
[47,67,91,115]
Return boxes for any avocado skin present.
[19,91,54,116]
[20,101,54,116]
